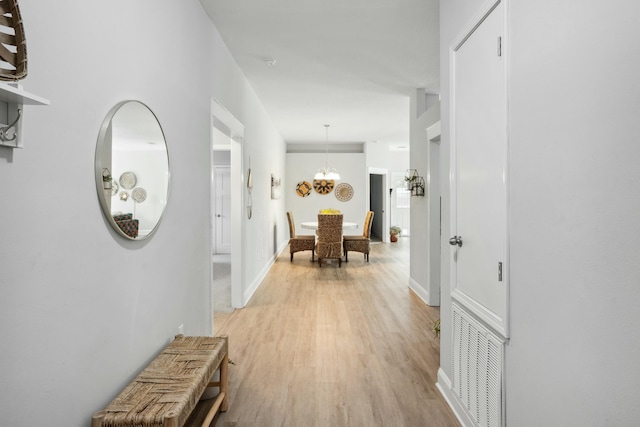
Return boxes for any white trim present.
[230,135,243,308]
[211,98,244,137]
[451,0,502,52]
[451,289,507,339]
[426,121,441,140]
[436,368,476,427]
[426,121,442,308]
[243,242,286,306]
[408,278,432,306]
[503,0,512,344]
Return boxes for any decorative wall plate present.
[119,171,137,189]
[296,181,312,197]
[313,179,335,195]
[334,182,354,202]
[132,187,147,203]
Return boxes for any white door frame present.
[426,121,442,306]
[367,167,389,243]
[449,0,509,338]
[210,98,244,311]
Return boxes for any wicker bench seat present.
[92,335,229,427]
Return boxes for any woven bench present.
[92,335,229,427]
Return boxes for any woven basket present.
[0,0,27,81]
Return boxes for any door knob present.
[449,236,463,247]
[216,214,221,217]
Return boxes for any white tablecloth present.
[301,221,358,230]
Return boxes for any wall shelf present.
[0,82,50,148]
[0,82,50,105]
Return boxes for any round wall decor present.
[313,179,334,195]
[132,187,147,203]
[334,182,354,202]
[296,181,312,197]
[119,171,137,189]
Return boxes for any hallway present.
[190,238,459,426]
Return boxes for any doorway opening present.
[369,173,383,242]
[212,133,232,315]
[367,168,389,243]
[210,98,244,333]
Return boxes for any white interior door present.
[215,166,231,253]
[450,1,508,337]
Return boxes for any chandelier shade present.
[315,124,340,180]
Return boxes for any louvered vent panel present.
[452,304,504,427]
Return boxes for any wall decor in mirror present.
[95,100,170,240]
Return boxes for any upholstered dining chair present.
[315,213,343,267]
[343,211,374,262]
[287,211,315,262]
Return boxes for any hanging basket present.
[0,0,27,81]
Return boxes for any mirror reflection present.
[95,100,170,240]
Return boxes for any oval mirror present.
[95,100,170,240]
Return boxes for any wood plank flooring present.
[188,238,459,427]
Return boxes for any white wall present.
[366,140,411,235]
[233,95,287,297]
[285,153,366,236]
[0,1,285,426]
[440,0,640,424]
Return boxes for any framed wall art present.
[271,174,281,199]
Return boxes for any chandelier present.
[314,124,340,180]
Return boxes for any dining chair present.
[343,211,374,262]
[315,213,343,267]
[286,211,316,262]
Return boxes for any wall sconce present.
[405,169,425,197]
[102,168,113,191]
[412,176,425,196]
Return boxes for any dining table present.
[301,221,358,230]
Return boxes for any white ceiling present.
[199,0,440,147]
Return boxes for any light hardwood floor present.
[189,238,459,427]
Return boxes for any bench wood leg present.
[91,410,105,427]
[220,353,229,411]
[201,353,229,426]
[165,411,180,427]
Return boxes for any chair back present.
[286,211,296,238]
[317,214,343,242]
[316,214,343,259]
[315,214,342,265]
[363,211,374,238]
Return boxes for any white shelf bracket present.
[0,106,21,143]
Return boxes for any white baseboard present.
[242,242,287,305]
[409,277,440,306]
[436,368,476,427]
